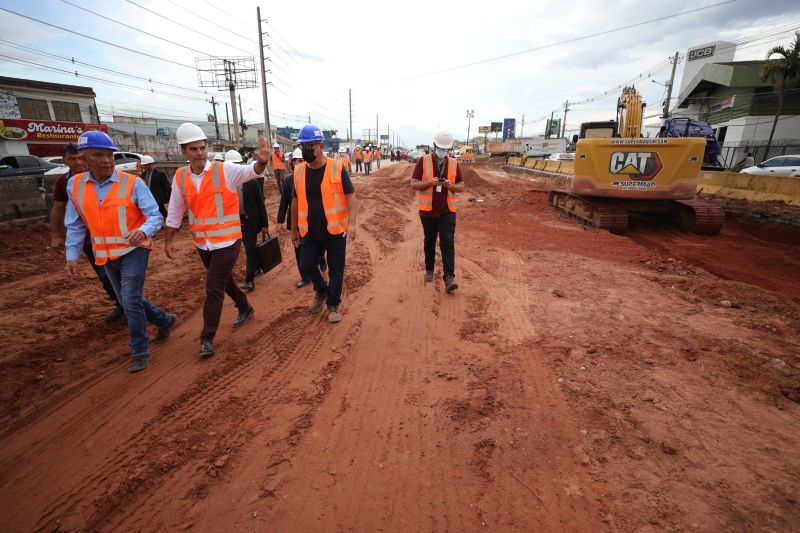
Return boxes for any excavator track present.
[672,198,725,235]
[549,191,629,234]
[549,192,725,235]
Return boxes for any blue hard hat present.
[297,124,324,143]
[77,130,118,151]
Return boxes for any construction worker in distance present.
[410,130,465,293]
[64,131,177,373]
[271,142,285,194]
[354,145,362,174]
[334,147,351,174]
[291,124,357,323]
[164,123,270,359]
[363,145,372,176]
[375,146,382,169]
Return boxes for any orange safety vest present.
[354,148,362,161]
[175,162,243,245]
[294,158,349,237]
[272,151,285,170]
[71,170,153,266]
[335,153,351,170]
[418,154,458,213]
[363,150,372,162]
[376,150,382,159]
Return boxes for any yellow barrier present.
[544,161,561,172]
[696,171,800,205]
[525,158,537,169]
[558,161,574,174]
[508,156,522,166]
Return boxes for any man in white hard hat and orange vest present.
[410,130,465,293]
[271,142,286,194]
[164,123,271,359]
[291,125,357,323]
[64,131,176,373]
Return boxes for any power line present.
[59,0,222,59]
[123,0,255,56]
[0,7,195,69]
[394,0,739,83]
[163,0,257,45]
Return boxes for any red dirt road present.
[0,162,798,531]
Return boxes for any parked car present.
[0,155,61,188]
[42,156,64,165]
[547,152,575,161]
[399,151,409,160]
[740,155,800,177]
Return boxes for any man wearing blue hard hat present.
[290,124,357,323]
[64,130,177,373]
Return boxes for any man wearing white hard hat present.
[164,123,271,359]
[139,155,171,219]
[410,130,465,293]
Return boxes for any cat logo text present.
[608,151,663,181]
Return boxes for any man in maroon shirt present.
[50,143,123,321]
[410,131,465,292]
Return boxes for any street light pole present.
[257,7,272,144]
[465,109,474,147]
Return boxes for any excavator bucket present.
[571,137,706,200]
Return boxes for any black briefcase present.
[255,231,282,274]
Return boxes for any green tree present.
[760,31,800,158]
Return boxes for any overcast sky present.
[1,0,799,146]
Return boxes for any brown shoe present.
[327,306,342,323]
[444,275,459,293]
[308,292,326,313]
[425,270,434,283]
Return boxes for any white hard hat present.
[176,122,207,145]
[273,142,280,148]
[140,155,155,165]
[433,130,454,149]
[338,147,346,153]
[292,148,303,159]
[356,144,361,148]
[224,149,243,162]
[213,152,224,161]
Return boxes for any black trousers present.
[197,240,249,342]
[274,170,284,194]
[420,211,456,278]
[355,159,362,172]
[241,220,261,282]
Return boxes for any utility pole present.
[663,51,679,119]
[546,110,554,138]
[561,100,570,138]
[209,96,220,139]
[376,114,379,147]
[520,113,526,137]
[257,7,272,144]
[224,59,241,145]
[225,102,231,141]
[238,94,245,141]
[349,89,353,143]
[308,115,311,124]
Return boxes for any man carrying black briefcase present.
[237,164,270,293]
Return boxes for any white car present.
[740,155,800,177]
[547,152,575,161]
[43,151,144,179]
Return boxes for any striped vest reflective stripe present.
[177,162,243,245]
[294,158,349,237]
[418,154,458,213]
[72,170,153,266]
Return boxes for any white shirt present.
[166,160,267,250]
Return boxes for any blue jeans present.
[104,247,171,357]
[299,234,346,307]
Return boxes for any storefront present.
[0,118,108,157]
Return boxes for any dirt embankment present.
[0,161,798,532]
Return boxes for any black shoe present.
[241,280,255,292]
[445,275,459,293]
[154,313,177,344]
[254,267,264,277]
[199,340,215,359]
[296,280,309,288]
[105,306,124,322]
[233,306,255,328]
[425,270,434,283]
[129,355,150,373]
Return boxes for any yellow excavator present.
[549,86,724,234]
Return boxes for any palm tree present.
[760,32,800,159]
